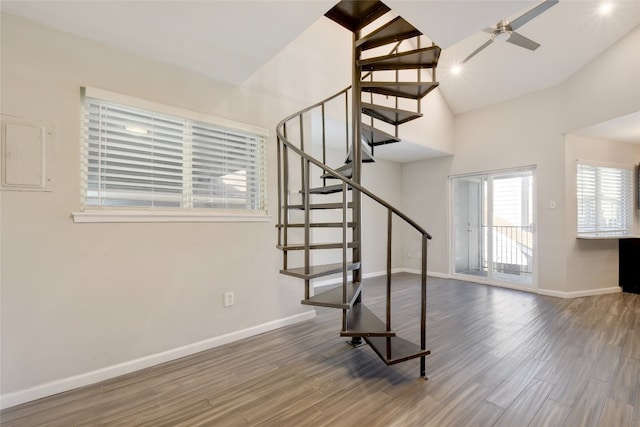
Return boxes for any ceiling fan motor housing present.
[494,20,513,41]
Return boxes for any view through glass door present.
[452,168,535,286]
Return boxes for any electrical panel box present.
[1,115,54,191]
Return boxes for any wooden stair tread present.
[364,336,431,365]
[361,123,401,146]
[341,303,395,337]
[325,0,390,33]
[345,145,375,163]
[276,222,355,228]
[361,81,439,100]
[307,184,351,194]
[356,16,422,51]
[280,262,360,280]
[288,202,353,210]
[302,282,362,309]
[320,163,353,180]
[358,46,441,71]
[362,102,423,126]
[278,242,358,251]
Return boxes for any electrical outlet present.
[223,292,234,307]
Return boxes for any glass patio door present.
[452,168,535,286]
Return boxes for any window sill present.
[71,210,272,223]
[577,233,640,240]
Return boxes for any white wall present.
[0,12,377,405]
[404,87,568,292]
[557,25,640,295]
[564,135,640,293]
[243,17,352,112]
[559,25,640,134]
[0,10,417,405]
[362,157,406,275]
[401,24,640,296]
[0,12,284,400]
[400,88,455,155]
[402,156,453,275]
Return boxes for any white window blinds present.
[577,161,633,235]
[81,92,266,212]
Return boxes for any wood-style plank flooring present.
[3,273,640,426]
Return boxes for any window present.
[577,161,633,236]
[76,88,267,222]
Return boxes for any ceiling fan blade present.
[482,27,496,34]
[509,0,559,31]
[463,38,494,63]
[507,31,541,51]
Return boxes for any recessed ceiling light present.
[451,64,463,76]
[599,2,614,15]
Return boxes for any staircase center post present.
[352,30,362,282]
[350,30,363,347]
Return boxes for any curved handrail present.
[276,87,432,239]
[278,86,350,130]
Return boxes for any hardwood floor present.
[3,273,640,426]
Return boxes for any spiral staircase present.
[276,0,440,377]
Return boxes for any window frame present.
[72,87,270,223]
[576,159,634,237]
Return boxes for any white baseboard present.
[0,310,316,410]
[365,269,405,279]
[449,274,537,293]
[449,273,622,299]
[427,271,451,279]
[537,286,621,299]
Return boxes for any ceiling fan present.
[463,0,559,63]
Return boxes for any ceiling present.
[572,111,640,144]
[426,0,640,114]
[0,1,336,85]
[2,0,639,150]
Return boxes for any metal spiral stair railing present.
[276,0,439,376]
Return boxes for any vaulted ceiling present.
[2,0,639,144]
